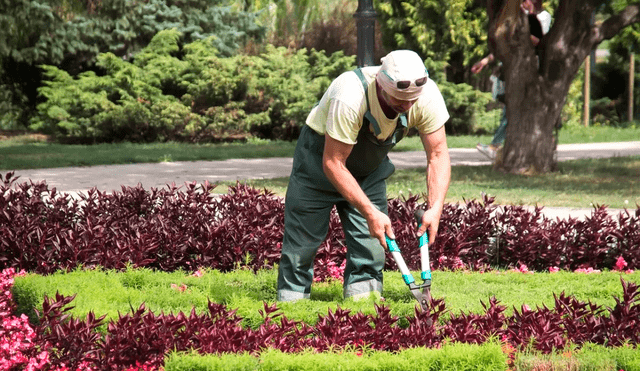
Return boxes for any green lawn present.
[222,156,640,209]
[2,126,639,171]
[2,126,640,209]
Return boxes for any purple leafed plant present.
[1,172,639,277]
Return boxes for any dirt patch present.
[0,130,52,142]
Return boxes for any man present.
[277,50,451,302]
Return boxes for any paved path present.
[9,141,640,220]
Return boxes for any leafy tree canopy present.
[375,0,488,83]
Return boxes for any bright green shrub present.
[164,351,259,371]
[1,0,266,129]
[244,46,356,139]
[437,80,494,135]
[513,343,640,371]
[164,343,508,371]
[407,59,495,136]
[581,343,640,371]
[32,29,355,143]
[561,63,585,128]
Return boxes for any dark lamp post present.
[354,0,377,67]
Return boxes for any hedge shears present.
[385,209,431,311]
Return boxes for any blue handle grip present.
[418,231,428,247]
[385,235,400,252]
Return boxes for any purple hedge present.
[2,171,638,280]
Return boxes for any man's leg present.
[338,162,393,300]
[277,176,335,302]
[337,201,386,299]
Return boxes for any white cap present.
[376,50,429,101]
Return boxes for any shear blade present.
[410,289,430,311]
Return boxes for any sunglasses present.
[382,70,428,89]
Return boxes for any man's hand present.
[416,207,441,246]
[364,207,395,248]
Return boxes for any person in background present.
[277,50,451,302]
[472,0,552,160]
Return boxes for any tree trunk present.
[500,65,563,173]
[483,0,640,174]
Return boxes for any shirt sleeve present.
[409,80,450,135]
[537,11,552,35]
[325,98,362,145]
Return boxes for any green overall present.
[277,69,408,301]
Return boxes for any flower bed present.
[4,268,640,370]
[1,172,639,370]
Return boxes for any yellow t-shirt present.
[306,67,450,145]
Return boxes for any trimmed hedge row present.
[6,267,640,370]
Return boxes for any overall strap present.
[353,68,382,136]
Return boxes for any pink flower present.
[0,269,54,371]
[326,260,346,283]
[171,283,188,292]
[519,264,533,274]
[549,266,560,273]
[452,257,465,270]
[509,264,533,274]
[614,257,628,271]
[191,269,204,277]
[574,267,601,274]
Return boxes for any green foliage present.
[435,78,495,135]
[165,351,259,371]
[513,343,640,371]
[593,26,639,123]
[603,0,640,53]
[12,266,278,327]
[375,0,487,82]
[590,97,623,127]
[561,63,585,128]
[31,30,355,142]
[13,267,639,329]
[0,0,266,128]
[245,46,355,139]
[258,344,506,371]
[165,344,507,371]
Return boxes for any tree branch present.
[597,3,640,42]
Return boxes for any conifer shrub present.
[30,30,356,143]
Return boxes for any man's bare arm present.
[417,126,451,244]
[322,134,394,247]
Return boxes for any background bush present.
[4,0,634,139]
[31,29,496,143]
[0,0,266,130]
[30,29,355,143]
